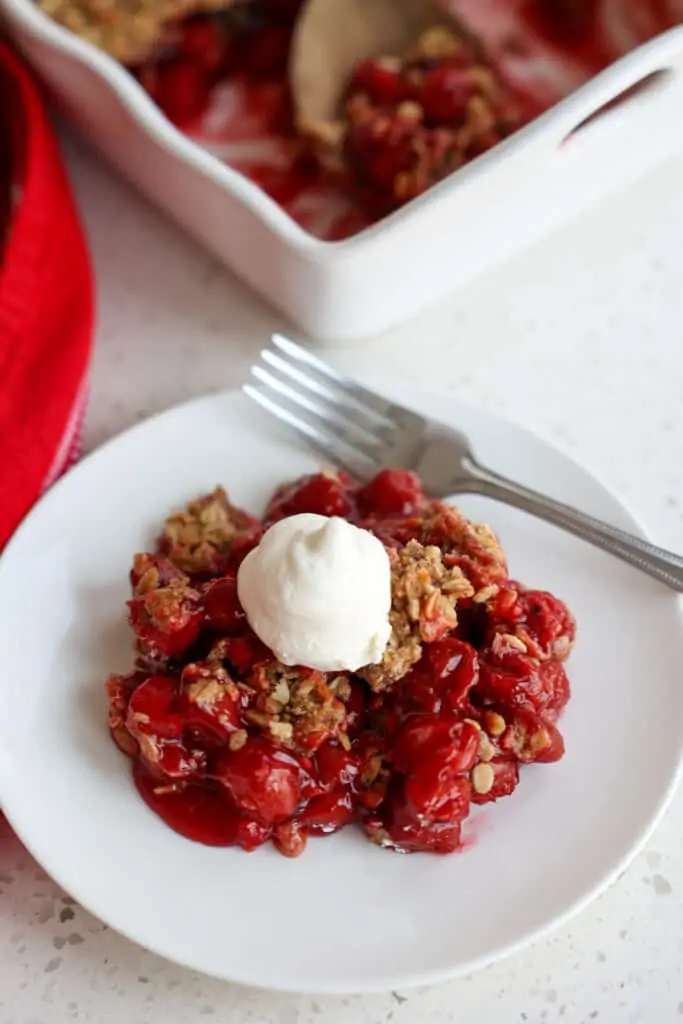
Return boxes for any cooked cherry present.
[487,584,576,661]
[202,575,245,634]
[538,661,571,717]
[299,790,354,834]
[134,762,270,848]
[366,697,401,742]
[404,763,471,823]
[500,708,565,764]
[213,739,303,824]
[516,589,576,660]
[314,742,359,791]
[376,791,463,854]
[477,650,570,716]
[127,675,182,740]
[357,468,424,517]
[398,638,478,714]
[362,515,423,549]
[214,633,272,675]
[350,58,406,106]
[430,638,478,687]
[235,816,273,851]
[128,596,203,659]
[420,67,473,122]
[265,472,356,521]
[392,716,480,775]
[225,527,263,571]
[126,676,207,779]
[148,742,207,779]
[345,118,416,190]
[393,656,435,714]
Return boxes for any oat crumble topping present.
[36,0,236,63]
[159,486,255,575]
[361,538,474,691]
[246,662,347,753]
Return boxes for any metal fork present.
[244,334,683,592]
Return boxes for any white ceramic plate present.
[1,385,682,994]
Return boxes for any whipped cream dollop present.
[237,513,392,672]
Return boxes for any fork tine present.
[271,334,402,426]
[251,365,383,454]
[242,385,376,480]
[261,349,396,430]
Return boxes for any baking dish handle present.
[544,24,683,149]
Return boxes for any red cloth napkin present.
[0,41,93,551]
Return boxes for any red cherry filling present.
[392,716,480,775]
[202,575,245,634]
[213,739,304,825]
[178,663,242,743]
[314,742,360,791]
[126,675,207,779]
[265,471,356,521]
[420,67,474,122]
[395,637,479,715]
[127,674,183,740]
[299,791,354,834]
[357,468,425,518]
[224,526,263,571]
[404,761,471,823]
[351,57,406,106]
[476,649,570,717]
[109,468,574,857]
[214,633,272,675]
[128,574,203,659]
[134,762,271,849]
[367,786,464,854]
[470,758,519,805]
[499,708,565,764]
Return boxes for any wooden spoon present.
[289,0,462,137]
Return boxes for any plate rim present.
[1,384,682,995]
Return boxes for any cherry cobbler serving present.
[106,468,576,858]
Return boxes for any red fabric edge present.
[0,42,94,549]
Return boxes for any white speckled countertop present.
[3,125,683,1024]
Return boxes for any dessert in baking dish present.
[34,0,681,238]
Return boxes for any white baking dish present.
[2,0,683,341]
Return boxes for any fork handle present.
[463,458,683,592]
